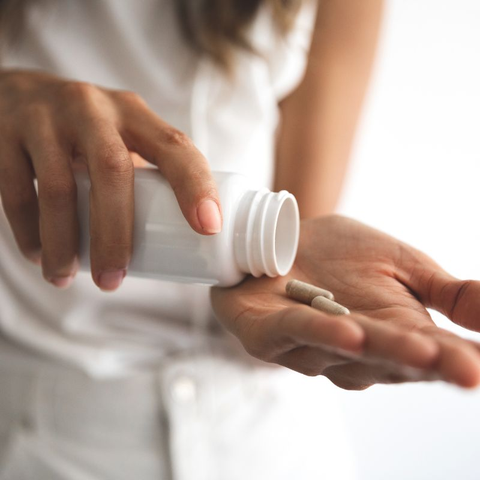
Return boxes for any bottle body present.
[76,169,299,287]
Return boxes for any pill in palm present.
[311,295,350,316]
[286,279,335,303]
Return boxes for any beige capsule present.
[311,295,350,316]
[286,279,334,304]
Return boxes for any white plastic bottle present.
[75,169,300,287]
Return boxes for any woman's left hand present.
[211,215,480,389]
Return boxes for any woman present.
[2,0,451,479]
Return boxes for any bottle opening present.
[234,189,300,278]
[274,195,300,275]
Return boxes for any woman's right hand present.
[0,69,222,291]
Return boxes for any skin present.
[3,2,472,392]
[275,0,384,217]
[0,70,223,291]
[211,216,480,390]
[0,1,381,291]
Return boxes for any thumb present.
[398,250,480,332]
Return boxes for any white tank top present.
[0,0,316,376]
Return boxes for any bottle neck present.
[234,189,299,278]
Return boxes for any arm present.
[274,0,384,217]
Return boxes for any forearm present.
[274,0,384,217]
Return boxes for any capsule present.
[286,279,334,304]
[311,295,350,316]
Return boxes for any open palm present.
[211,216,480,389]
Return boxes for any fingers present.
[331,315,480,388]
[265,307,480,388]
[353,315,440,369]
[437,339,480,388]
[271,317,443,385]
[242,305,365,362]
[0,140,41,263]
[283,306,366,351]
[323,361,442,391]
[239,305,438,373]
[3,78,219,291]
[420,326,480,388]
[325,322,480,389]
[276,345,354,378]
[324,337,480,390]
[118,93,222,235]
[24,115,79,287]
[78,120,134,291]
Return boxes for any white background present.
[336,1,480,479]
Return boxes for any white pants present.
[0,336,357,480]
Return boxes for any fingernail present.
[98,269,126,292]
[49,276,74,289]
[197,199,222,234]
